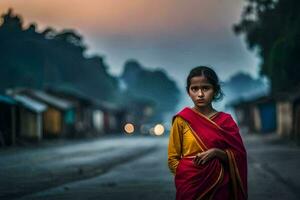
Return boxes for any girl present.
[168,66,247,200]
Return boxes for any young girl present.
[168,66,247,200]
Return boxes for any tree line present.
[0,8,180,118]
[234,0,300,93]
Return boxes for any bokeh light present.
[154,124,164,136]
[124,123,135,134]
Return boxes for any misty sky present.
[0,0,261,111]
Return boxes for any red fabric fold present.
[174,107,247,200]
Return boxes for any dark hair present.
[186,66,224,101]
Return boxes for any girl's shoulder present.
[172,115,187,125]
[172,116,190,133]
[215,112,239,131]
[171,108,187,123]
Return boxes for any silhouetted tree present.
[0,9,44,89]
[234,0,300,92]
[120,60,180,118]
[223,72,269,103]
[0,9,119,101]
[0,8,179,112]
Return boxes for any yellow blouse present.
[167,116,203,174]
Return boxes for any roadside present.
[244,132,300,200]
[0,135,160,200]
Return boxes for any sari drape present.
[173,107,247,200]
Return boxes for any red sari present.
[174,107,247,200]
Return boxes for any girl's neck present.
[193,104,217,118]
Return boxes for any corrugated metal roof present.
[14,95,47,113]
[0,95,17,105]
[29,90,75,110]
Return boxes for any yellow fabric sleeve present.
[168,116,203,175]
[168,116,183,174]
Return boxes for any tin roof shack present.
[230,99,256,133]
[47,87,127,135]
[92,100,127,134]
[24,90,76,138]
[275,90,300,140]
[14,95,47,141]
[92,108,104,134]
[293,96,300,144]
[232,96,277,134]
[0,95,17,146]
[46,88,94,137]
[251,96,277,133]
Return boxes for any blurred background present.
[0,0,299,200]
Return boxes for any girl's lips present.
[196,100,205,103]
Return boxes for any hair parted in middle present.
[186,66,224,101]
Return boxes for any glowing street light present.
[124,123,135,134]
[154,124,165,136]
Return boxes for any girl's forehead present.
[190,76,212,85]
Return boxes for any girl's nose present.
[198,90,204,97]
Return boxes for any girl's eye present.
[191,87,198,91]
[202,86,211,91]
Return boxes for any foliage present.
[121,60,180,117]
[234,0,300,92]
[0,9,118,101]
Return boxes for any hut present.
[275,94,293,138]
[14,95,47,141]
[46,88,94,135]
[232,86,300,143]
[293,97,300,143]
[231,95,276,134]
[275,89,300,140]
[24,90,76,137]
[255,96,277,133]
[230,99,256,133]
[92,108,105,133]
[92,101,126,134]
[0,95,17,146]
[47,88,126,135]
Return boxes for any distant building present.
[231,88,300,144]
[46,88,94,136]
[231,95,277,134]
[47,87,127,135]
[13,95,47,141]
[20,90,76,137]
[274,90,300,140]
[293,98,300,143]
[92,100,126,134]
[0,95,17,146]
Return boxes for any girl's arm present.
[168,116,183,174]
[214,148,228,163]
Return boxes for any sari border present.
[208,165,225,200]
[230,150,247,198]
[188,107,226,132]
[186,123,208,151]
[226,149,238,200]
[209,111,219,120]
[197,165,224,200]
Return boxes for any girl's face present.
[188,76,215,108]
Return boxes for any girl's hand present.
[193,148,226,165]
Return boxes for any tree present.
[0,9,119,101]
[234,0,300,92]
[120,60,180,120]
[0,9,45,89]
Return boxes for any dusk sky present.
[0,0,261,109]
